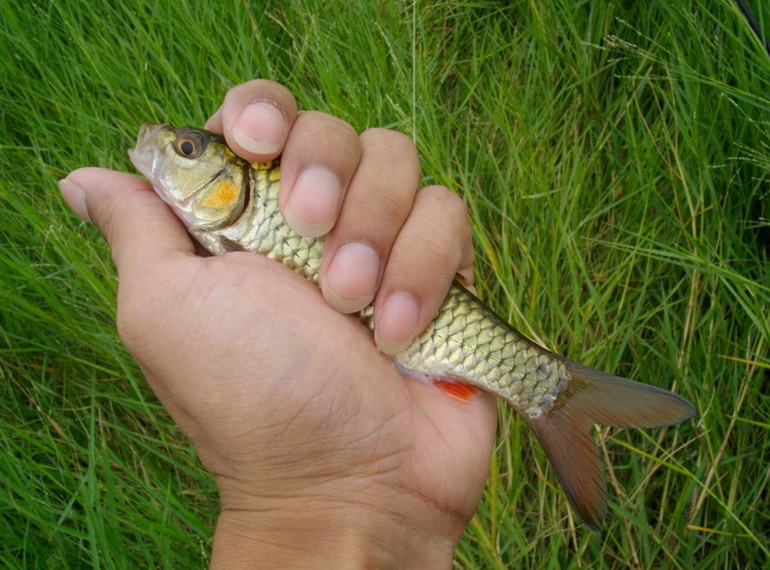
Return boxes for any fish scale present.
[129,122,696,530]
[389,283,570,417]
[219,158,572,418]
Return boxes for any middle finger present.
[319,128,421,314]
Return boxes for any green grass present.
[1,0,768,567]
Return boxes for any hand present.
[60,80,497,568]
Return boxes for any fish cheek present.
[200,179,239,210]
[195,178,246,225]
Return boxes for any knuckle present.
[378,192,408,222]
[416,186,473,260]
[441,188,470,221]
[302,110,356,134]
[350,185,404,227]
[227,79,297,110]
[361,128,417,157]
[291,112,359,152]
[422,186,471,230]
[359,129,421,186]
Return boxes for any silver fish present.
[129,123,696,529]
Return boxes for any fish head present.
[129,123,247,230]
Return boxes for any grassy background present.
[1,0,768,567]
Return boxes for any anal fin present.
[433,379,478,402]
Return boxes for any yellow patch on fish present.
[201,180,238,209]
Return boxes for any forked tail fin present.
[525,360,696,530]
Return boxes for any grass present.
[1,0,768,567]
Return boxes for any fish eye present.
[173,131,207,159]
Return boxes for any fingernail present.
[284,168,342,237]
[58,178,92,223]
[375,292,421,355]
[232,102,285,155]
[321,243,380,313]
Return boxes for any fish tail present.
[525,359,696,530]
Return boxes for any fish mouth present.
[128,122,164,179]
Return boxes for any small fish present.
[129,123,696,530]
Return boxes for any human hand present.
[60,80,497,568]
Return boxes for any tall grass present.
[1,0,768,567]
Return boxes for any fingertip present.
[374,292,421,355]
[231,101,287,156]
[277,111,361,237]
[283,167,343,237]
[215,79,299,161]
[58,177,91,223]
[320,242,380,313]
[370,184,473,355]
[204,106,224,132]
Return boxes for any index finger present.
[205,79,299,162]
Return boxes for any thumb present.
[59,167,195,275]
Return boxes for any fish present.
[129,122,696,530]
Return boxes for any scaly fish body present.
[129,123,696,530]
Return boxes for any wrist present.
[210,488,460,569]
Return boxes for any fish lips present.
[128,122,164,180]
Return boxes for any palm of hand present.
[119,249,497,529]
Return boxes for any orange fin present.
[433,378,478,402]
[525,360,696,530]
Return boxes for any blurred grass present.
[1,0,768,567]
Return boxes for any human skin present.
[59,80,498,568]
